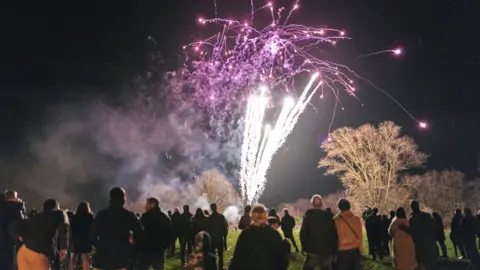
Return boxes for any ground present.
[164,231,469,270]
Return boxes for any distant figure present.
[461,208,480,269]
[334,198,362,270]
[365,208,383,260]
[27,208,38,219]
[300,195,338,270]
[139,197,173,270]
[167,210,172,219]
[178,205,193,266]
[431,212,447,258]
[409,200,437,270]
[381,215,391,256]
[0,190,26,269]
[388,210,396,253]
[203,210,210,217]
[229,204,288,270]
[238,205,251,230]
[388,207,418,270]
[280,209,299,252]
[191,208,208,238]
[68,202,94,270]
[187,231,218,270]
[268,208,280,221]
[450,209,466,258]
[12,199,69,270]
[170,208,181,257]
[362,207,372,221]
[207,203,228,270]
[326,207,334,217]
[90,187,144,270]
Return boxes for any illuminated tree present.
[319,121,427,212]
[405,170,465,217]
[191,169,239,212]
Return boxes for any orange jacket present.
[333,210,363,251]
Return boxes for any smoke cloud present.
[5,82,243,212]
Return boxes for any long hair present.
[76,201,92,216]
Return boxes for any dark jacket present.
[207,212,228,244]
[191,215,209,237]
[171,211,181,234]
[238,214,251,230]
[140,207,173,253]
[451,213,463,238]
[90,205,143,269]
[460,214,478,241]
[70,213,94,252]
[0,199,26,256]
[280,214,295,232]
[432,215,445,241]
[300,208,338,255]
[409,211,437,259]
[229,225,288,270]
[11,209,69,258]
[365,214,382,239]
[178,212,193,236]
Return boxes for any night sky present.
[2,0,480,206]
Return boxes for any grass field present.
[164,230,464,270]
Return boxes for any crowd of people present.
[2,187,480,270]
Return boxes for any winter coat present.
[11,209,69,258]
[389,217,418,270]
[300,208,338,255]
[280,214,295,232]
[207,212,228,244]
[90,205,144,269]
[140,207,174,253]
[238,214,251,230]
[365,215,382,239]
[409,211,437,261]
[191,215,209,237]
[229,224,288,270]
[178,212,193,237]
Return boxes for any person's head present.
[337,198,351,212]
[311,194,323,209]
[283,208,289,215]
[195,208,205,217]
[410,200,420,212]
[390,210,395,217]
[396,207,407,219]
[464,207,473,216]
[251,204,268,226]
[326,207,332,213]
[67,210,74,220]
[372,207,379,215]
[267,216,280,230]
[145,197,159,212]
[76,201,92,215]
[43,199,59,212]
[4,190,18,200]
[109,187,126,206]
[244,205,251,215]
[194,231,212,254]
[183,205,190,213]
[268,208,277,217]
[174,207,180,213]
[168,210,172,216]
[203,209,209,216]
[210,203,217,213]
[455,209,462,215]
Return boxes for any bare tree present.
[404,170,465,217]
[319,121,427,211]
[190,169,240,212]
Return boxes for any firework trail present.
[351,49,402,62]
[240,72,321,203]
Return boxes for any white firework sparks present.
[240,72,321,203]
